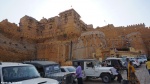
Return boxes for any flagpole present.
[104,20,107,25]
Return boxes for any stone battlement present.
[126,23,145,27]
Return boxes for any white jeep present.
[0,62,59,84]
[72,59,116,83]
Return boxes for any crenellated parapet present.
[126,23,145,28]
[148,27,150,29]
[119,26,125,28]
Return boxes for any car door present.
[84,61,95,76]
[111,60,120,67]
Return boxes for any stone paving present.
[130,64,150,84]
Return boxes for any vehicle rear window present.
[45,65,61,74]
[67,67,76,72]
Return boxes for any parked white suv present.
[0,62,59,84]
[131,60,140,68]
[139,55,147,63]
[135,57,145,64]
[72,59,116,83]
[126,57,140,68]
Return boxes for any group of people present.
[106,58,141,84]
[125,58,150,84]
[75,57,150,84]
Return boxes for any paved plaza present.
[134,64,150,84]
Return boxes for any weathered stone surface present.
[0,9,150,65]
[0,19,36,62]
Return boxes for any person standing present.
[76,62,83,84]
[124,58,129,77]
[128,61,140,84]
[146,58,150,75]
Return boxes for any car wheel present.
[101,74,111,83]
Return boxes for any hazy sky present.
[0,0,150,27]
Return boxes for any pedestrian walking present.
[76,62,83,84]
[146,58,150,75]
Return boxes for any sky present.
[0,0,150,28]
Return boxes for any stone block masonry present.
[0,9,150,64]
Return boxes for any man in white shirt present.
[111,67,118,75]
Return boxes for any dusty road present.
[84,64,150,84]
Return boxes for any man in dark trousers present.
[76,62,83,84]
[111,65,123,83]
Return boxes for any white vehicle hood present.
[133,62,140,66]
[50,72,70,77]
[95,66,113,71]
[12,78,59,84]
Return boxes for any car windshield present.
[67,67,76,72]
[92,60,101,67]
[2,66,40,82]
[54,65,60,72]
[45,65,61,74]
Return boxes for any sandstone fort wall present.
[0,9,150,64]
